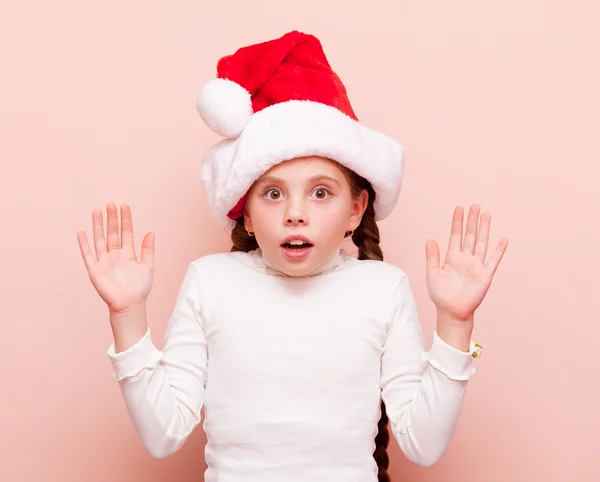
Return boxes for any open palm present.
[77,203,155,314]
[426,205,508,322]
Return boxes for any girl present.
[77,31,508,482]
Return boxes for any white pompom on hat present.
[196,78,253,139]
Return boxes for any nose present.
[284,198,308,226]
[285,216,305,226]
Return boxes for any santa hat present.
[196,30,405,230]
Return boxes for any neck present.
[253,247,348,278]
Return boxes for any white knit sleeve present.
[380,274,477,467]
[106,263,208,459]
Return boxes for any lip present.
[281,244,313,260]
[281,234,313,246]
[280,234,314,260]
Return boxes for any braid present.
[230,162,391,481]
[350,183,391,482]
[351,188,383,262]
[230,217,258,252]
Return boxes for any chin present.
[277,257,315,275]
[274,246,320,276]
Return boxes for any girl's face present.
[244,156,368,277]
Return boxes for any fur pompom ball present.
[196,78,253,138]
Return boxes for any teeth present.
[288,240,306,245]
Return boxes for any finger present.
[474,212,491,263]
[463,204,480,254]
[140,232,155,269]
[77,231,96,271]
[106,203,120,251]
[425,239,440,277]
[92,209,107,260]
[448,206,464,254]
[120,204,135,253]
[485,238,509,276]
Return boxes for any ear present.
[348,189,369,231]
[243,209,253,233]
[244,218,253,233]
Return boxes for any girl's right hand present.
[77,203,155,314]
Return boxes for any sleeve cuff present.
[422,330,478,381]
[106,327,163,381]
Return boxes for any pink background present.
[1,1,598,481]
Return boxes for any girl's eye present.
[312,188,331,200]
[264,188,282,200]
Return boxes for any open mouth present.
[280,236,314,259]
[281,240,313,249]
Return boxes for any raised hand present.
[425,205,508,322]
[77,203,155,314]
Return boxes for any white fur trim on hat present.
[196,78,253,139]
[201,100,405,229]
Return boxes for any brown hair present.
[230,162,391,482]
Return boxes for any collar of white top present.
[249,247,351,278]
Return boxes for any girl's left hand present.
[425,205,509,322]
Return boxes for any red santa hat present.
[196,30,405,229]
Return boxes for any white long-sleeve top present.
[107,248,478,482]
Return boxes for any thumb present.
[141,232,155,269]
[425,239,439,277]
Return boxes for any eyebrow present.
[255,174,343,188]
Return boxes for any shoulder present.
[347,256,409,285]
[337,256,411,302]
[188,250,256,276]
